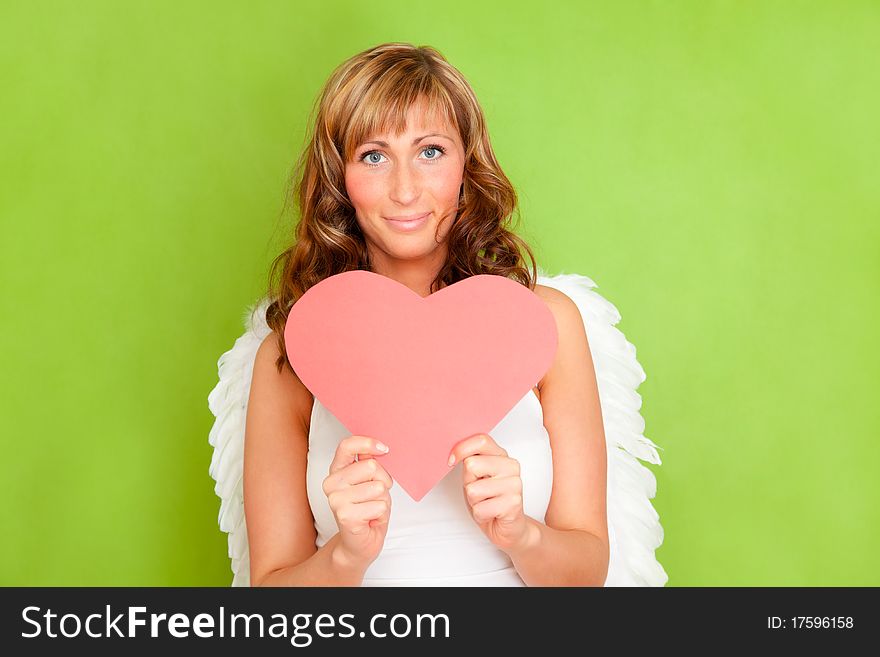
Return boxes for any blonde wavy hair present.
[265,42,538,373]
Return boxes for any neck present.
[367,247,448,298]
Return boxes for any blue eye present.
[359,143,447,167]
[422,144,446,160]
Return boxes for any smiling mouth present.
[384,212,431,222]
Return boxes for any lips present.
[384,211,431,232]
[385,211,430,222]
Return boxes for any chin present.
[388,243,440,260]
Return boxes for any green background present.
[1,1,877,586]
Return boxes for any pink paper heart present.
[284,270,558,501]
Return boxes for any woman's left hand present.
[448,433,531,554]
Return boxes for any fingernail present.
[447,454,455,466]
[377,442,389,452]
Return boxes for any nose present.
[388,160,421,206]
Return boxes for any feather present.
[537,268,668,586]
[206,297,272,586]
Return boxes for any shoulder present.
[254,333,288,383]
[252,333,315,432]
[255,333,308,383]
[532,283,587,347]
[255,331,283,368]
[533,283,574,308]
[531,283,590,388]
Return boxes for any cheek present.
[429,167,464,204]
[344,169,379,208]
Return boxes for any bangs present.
[342,77,459,162]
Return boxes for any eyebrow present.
[361,133,452,148]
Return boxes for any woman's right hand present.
[322,435,394,569]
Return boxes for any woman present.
[243,42,609,586]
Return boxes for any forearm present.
[506,516,609,587]
[255,533,370,587]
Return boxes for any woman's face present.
[344,100,465,270]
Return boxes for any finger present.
[367,503,392,529]
[329,436,389,474]
[329,479,389,507]
[461,455,520,485]
[332,457,393,489]
[324,459,380,495]
[471,494,521,524]
[351,458,393,489]
[448,433,506,467]
[340,500,389,534]
[464,475,521,506]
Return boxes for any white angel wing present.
[207,269,667,587]
[536,267,668,586]
[207,297,273,587]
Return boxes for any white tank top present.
[305,389,554,586]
